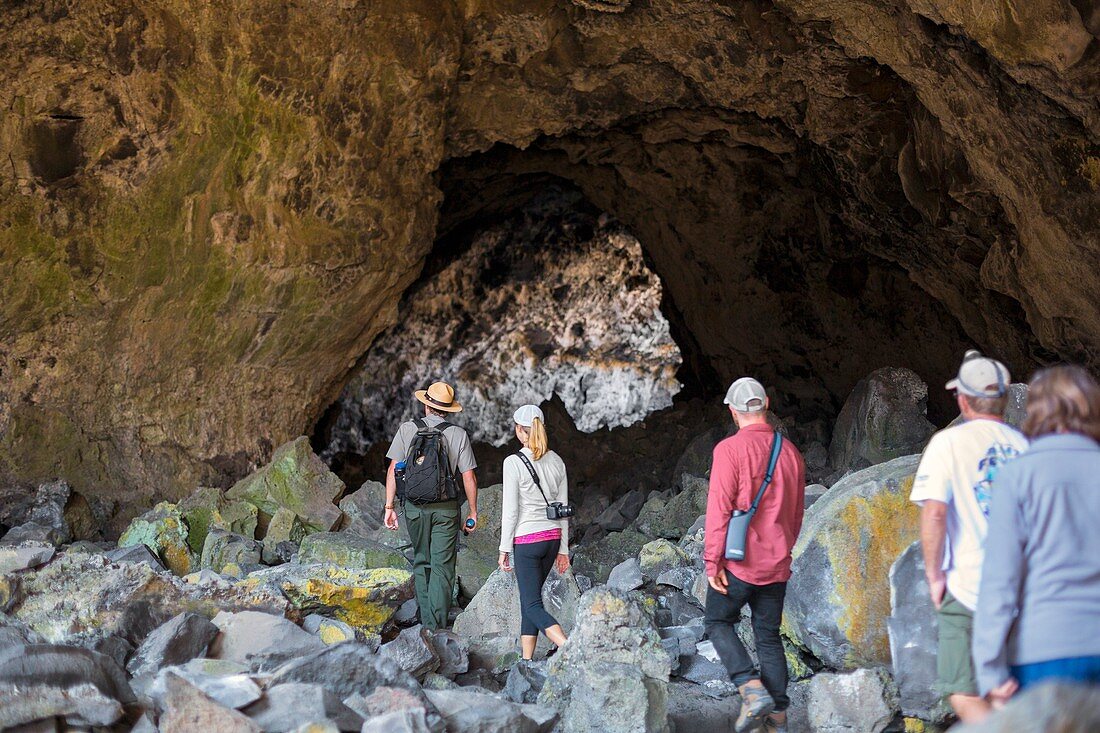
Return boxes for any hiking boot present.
[735,681,775,733]
[763,713,788,733]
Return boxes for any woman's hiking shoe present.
[735,681,775,732]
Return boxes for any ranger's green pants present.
[403,499,459,630]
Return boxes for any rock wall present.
[323,187,681,454]
[1,0,1096,503]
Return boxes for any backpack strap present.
[748,433,784,512]
[515,452,551,507]
[413,417,453,433]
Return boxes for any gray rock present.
[160,672,261,733]
[807,668,898,733]
[639,539,692,581]
[243,682,362,732]
[394,598,419,625]
[538,587,671,733]
[2,523,65,546]
[952,682,1100,733]
[655,566,696,591]
[519,702,559,733]
[592,489,647,533]
[607,557,643,591]
[947,382,1029,431]
[658,624,704,659]
[888,541,950,723]
[678,654,728,685]
[302,615,358,645]
[785,455,922,669]
[635,477,709,540]
[421,673,461,691]
[672,427,728,488]
[297,532,410,571]
[455,484,504,600]
[804,483,828,509]
[291,722,340,733]
[424,688,541,733]
[201,529,263,576]
[359,709,436,733]
[380,626,440,679]
[571,529,649,584]
[104,543,166,571]
[91,634,133,669]
[344,685,443,733]
[428,630,469,677]
[659,637,682,675]
[0,543,55,573]
[829,367,935,475]
[127,612,219,678]
[210,611,324,669]
[0,481,75,546]
[131,711,158,733]
[0,644,134,728]
[503,659,549,704]
[148,658,263,712]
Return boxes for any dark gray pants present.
[704,569,789,711]
[513,539,559,636]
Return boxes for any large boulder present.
[160,672,262,733]
[0,643,135,728]
[452,567,587,670]
[953,683,1100,733]
[828,368,935,476]
[591,490,648,534]
[210,610,325,669]
[888,541,950,723]
[672,426,729,487]
[785,455,921,669]
[226,437,345,535]
[298,532,410,571]
[634,477,709,540]
[572,529,650,584]
[806,668,899,733]
[538,587,671,733]
[117,501,197,576]
[201,529,263,576]
[455,483,503,600]
[245,563,415,633]
[380,625,441,680]
[126,612,219,678]
[424,688,551,733]
[179,487,259,555]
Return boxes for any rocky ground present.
[0,367,1095,732]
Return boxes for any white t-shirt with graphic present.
[910,418,1028,611]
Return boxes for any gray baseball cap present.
[946,350,1010,397]
[724,377,767,412]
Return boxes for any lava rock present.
[571,529,649,583]
[262,508,308,564]
[678,653,728,686]
[672,427,728,488]
[302,614,358,645]
[804,483,828,509]
[0,542,55,573]
[785,455,921,669]
[639,539,692,581]
[2,522,65,546]
[337,482,412,553]
[607,557,643,591]
[242,682,362,732]
[538,587,671,733]
[635,478,709,540]
[345,685,443,733]
[503,659,549,704]
[298,532,410,571]
[591,489,648,533]
[147,658,262,712]
[655,566,697,591]
[127,611,219,678]
[104,543,166,571]
[202,529,263,576]
[246,563,415,634]
[424,688,546,733]
[226,437,345,534]
[828,367,935,475]
[160,672,261,733]
[806,668,898,733]
[888,540,950,723]
[455,483,504,599]
[947,383,1029,431]
[952,682,1100,732]
[0,480,79,545]
[179,487,259,555]
[380,625,440,679]
[359,709,437,733]
[428,629,470,677]
[210,610,324,669]
[0,643,135,728]
[117,501,197,576]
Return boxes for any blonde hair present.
[521,417,549,461]
[1021,365,1100,442]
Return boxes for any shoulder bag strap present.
[515,452,551,507]
[748,432,784,513]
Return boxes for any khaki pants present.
[403,499,459,630]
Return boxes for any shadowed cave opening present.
[315,136,991,502]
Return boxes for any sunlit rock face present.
[324,189,681,453]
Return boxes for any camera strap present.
[515,452,552,507]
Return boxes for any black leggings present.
[513,539,560,636]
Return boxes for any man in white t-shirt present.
[910,350,1027,723]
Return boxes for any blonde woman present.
[498,404,570,660]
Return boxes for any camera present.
[546,502,575,520]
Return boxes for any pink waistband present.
[514,528,562,545]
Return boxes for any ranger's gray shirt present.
[973,433,1100,695]
[386,414,477,475]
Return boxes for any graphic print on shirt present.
[973,443,1022,516]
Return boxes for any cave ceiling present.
[0,0,1096,503]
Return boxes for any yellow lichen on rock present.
[271,565,415,634]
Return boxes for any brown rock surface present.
[1,0,1095,505]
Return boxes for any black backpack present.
[398,418,461,505]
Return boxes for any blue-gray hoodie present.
[972,433,1100,695]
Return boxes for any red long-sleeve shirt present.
[704,423,806,584]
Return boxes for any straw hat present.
[414,381,463,413]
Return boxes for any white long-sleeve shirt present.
[499,448,569,554]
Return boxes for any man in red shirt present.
[704,377,805,733]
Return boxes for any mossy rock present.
[572,529,650,584]
[200,528,263,576]
[297,532,410,571]
[226,437,344,533]
[784,455,921,669]
[117,501,196,576]
[635,476,709,540]
[179,487,259,554]
[638,538,692,581]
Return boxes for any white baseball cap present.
[946,350,1010,397]
[724,377,768,412]
[513,404,545,427]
